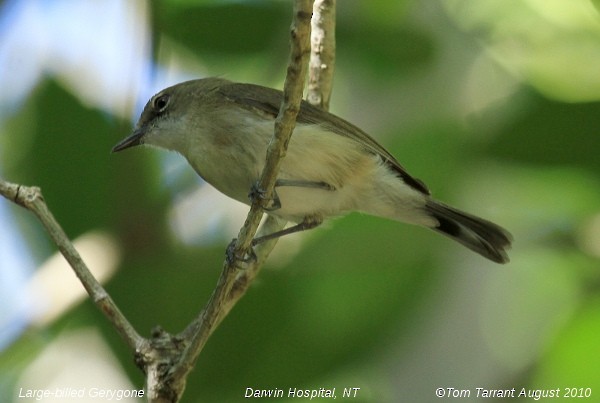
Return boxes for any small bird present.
[113,78,512,263]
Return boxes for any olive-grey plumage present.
[113,77,512,263]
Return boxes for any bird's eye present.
[153,94,170,113]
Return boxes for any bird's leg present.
[226,215,323,268]
[251,215,323,246]
[249,179,335,212]
[274,179,336,191]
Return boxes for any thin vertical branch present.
[308,0,336,110]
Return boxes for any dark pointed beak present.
[112,129,145,153]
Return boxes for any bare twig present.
[0,179,146,353]
[308,0,336,110]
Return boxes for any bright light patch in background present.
[443,0,600,102]
[169,184,249,245]
[26,231,121,327]
[0,203,35,349]
[578,213,600,258]
[0,231,120,349]
[0,0,150,119]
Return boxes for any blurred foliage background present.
[1,0,600,402]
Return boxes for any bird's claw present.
[226,239,257,269]
[248,182,281,211]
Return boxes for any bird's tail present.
[425,200,512,264]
